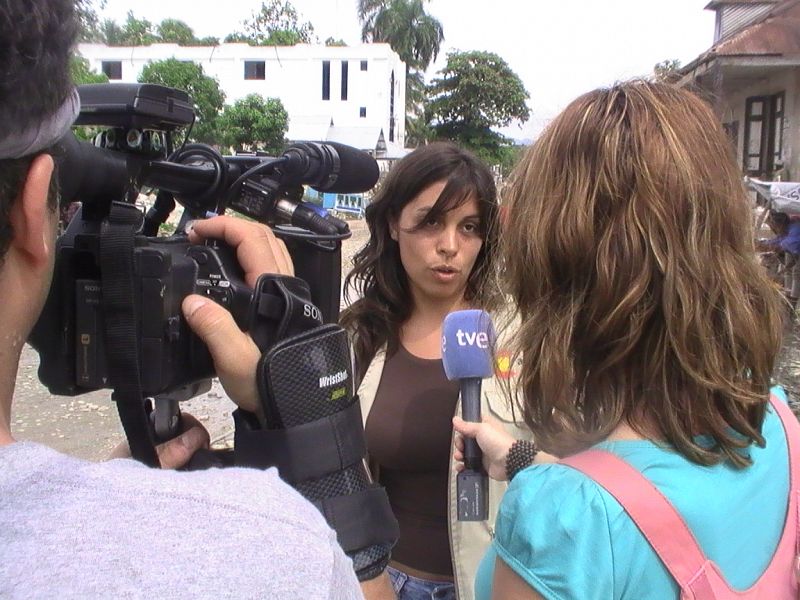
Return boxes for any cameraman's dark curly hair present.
[340,142,501,382]
[0,0,77,262]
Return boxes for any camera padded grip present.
[248,274,323,352]
[236,324,398,581]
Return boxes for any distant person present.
[454,81,797,599]
[340,142,532,600]
[759,210,800,314]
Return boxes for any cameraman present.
[0,1,393,598]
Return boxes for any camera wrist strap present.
[100,201,160,468]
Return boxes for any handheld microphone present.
[442,309,495,521]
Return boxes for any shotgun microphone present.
[442,309,496,521]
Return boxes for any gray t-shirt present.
[0,441,363,599]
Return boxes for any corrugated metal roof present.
[718,3,776,39]
[706,0,778,9]
[715,1,800,54]
[681,0,800,76]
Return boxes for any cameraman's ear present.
[9,154,55,267]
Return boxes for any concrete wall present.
[718,67,799,179]
[77,43,407,146]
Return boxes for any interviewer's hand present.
[452,414,516,481]
[181,216,294,415]
[108,413,210,469]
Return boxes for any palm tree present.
[358,0,443,146]
[359,0,443,71]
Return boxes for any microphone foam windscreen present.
[441,309,496,380]
[317,141,379,193]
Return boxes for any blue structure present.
[306,189,368,218]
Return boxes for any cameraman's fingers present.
[188,216,294,284]
[182,294,261,413]
[268,233,294,278]
[156,424,210,470]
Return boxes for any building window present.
[360,60,368,71]
[389,70,395,142]
[244,61,265,80]
[743,92,785,177]
[322,60,331,101]
[359,106,366,118]
[341,61,349,101]
[101,60,122,80]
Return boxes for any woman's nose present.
[437,227,458,255]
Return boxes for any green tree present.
[653,59,682,83]
[112,11,159,45]
[405,114,434,147]
[427,51,530,164]
[76,0,106,42]
[138,59,225,142]
[361,0,442,71]
[157,19,198,45]
[218,94,289,155]
[358,0,443,146]
[70,56,108,84]
[225,0,315,46]
[100,19,125,45]
[325,37,347,47]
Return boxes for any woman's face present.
[390,180,484,308]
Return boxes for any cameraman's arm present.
[181,216,293,416]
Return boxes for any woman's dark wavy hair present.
[502,80,783,467]
[340,142,501,380]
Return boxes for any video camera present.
[28,83,378,444]
[26,84,398,581]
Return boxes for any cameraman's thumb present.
[182,294,261,414]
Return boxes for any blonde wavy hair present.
[502,80,783,466]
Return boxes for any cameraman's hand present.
[108,413,210,470]
[186,215,294,281]
[181,216,294,414]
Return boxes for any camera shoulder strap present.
[100,201,160,468]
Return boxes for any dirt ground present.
[12,217,800,460]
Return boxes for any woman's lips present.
[431,266,459,282]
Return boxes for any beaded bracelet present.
[505,440,538,481]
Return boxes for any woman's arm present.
[452,414,557,481]
[492,558,546,600]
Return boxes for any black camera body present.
[32,217,257,396]
[29,83,377,402]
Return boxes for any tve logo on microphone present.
[442,310,495,380]
[455,329,490,348]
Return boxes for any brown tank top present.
[364,345,460,576]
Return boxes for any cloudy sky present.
[98,0,717,140]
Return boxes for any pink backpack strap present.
[561,449,710,590]
[560,393,800,593]
[765,394,800,565]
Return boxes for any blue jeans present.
[387,566,456,600]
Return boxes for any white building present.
[77,42,407,153]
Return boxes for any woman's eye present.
[463,222,480,234]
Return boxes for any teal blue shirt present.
[475,390,791,600]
